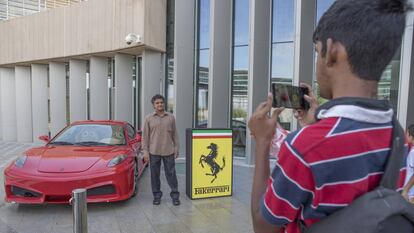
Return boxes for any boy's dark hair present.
[313,0,411,81]
[151,94,165,104]
[408,124,414,137]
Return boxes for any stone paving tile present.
[153,222,193,233]
[0,141,255,233]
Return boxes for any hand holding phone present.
[271,83,310,110]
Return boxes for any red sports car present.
[4,120,147,204]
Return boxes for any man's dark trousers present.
[149,154,179,200]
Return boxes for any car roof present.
[71,120,127,126]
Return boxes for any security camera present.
[125,33,141,45]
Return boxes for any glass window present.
[166,58,174,113]
[165,0,175,113]
[195,0,211,127]
[0,0,7,20]
[126,124,136,139]
[271,0,295,131]
[9,0,24,19]
[132,56,142,129]
[272,0,294,43]
[65,63,70,125]
[51,124,126,146]
[378,48,401,111]
[271,42,295,131]
[232,46,249,157]
[196,49,210,126]
[234,0,249,46]
[272,42,294,80]
[86,61,90,120]
[232,0,250,157]
[199,0,210,49]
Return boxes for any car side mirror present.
[38,135,50,143]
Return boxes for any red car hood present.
[36,146,120,173]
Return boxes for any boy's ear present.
[325,38,338,67]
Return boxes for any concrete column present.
[389,60,400,110]
[141,50,164,121]
[0,70,2,141]
[89,57,109,120]
[0,71,1,141]
[207,0,232,128]
[174,0,195,156]
[291,0,317,131]
[15,66,33,142]
[114,53,133,124]
[245,0,272,165]
[31,64,49,143]
[0,68,17,141]
[398,6,414,129]
[69,59,87,122]
[49,62,67,137]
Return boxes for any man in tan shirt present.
[143,94,180,205]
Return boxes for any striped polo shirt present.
[261,99,408,233]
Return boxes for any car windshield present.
[50,124,126,146]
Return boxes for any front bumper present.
[4,164,134,204]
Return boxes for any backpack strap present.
[380,115,405,189]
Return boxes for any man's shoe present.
[153,199,161,205]
[172,199,180,206]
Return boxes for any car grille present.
[11,186,41,198]
[45,195,71,203]
[87,185,116,196]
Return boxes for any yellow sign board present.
[186,129,233,199]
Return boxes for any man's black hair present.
[408,124,414,137]
[313,0,411,81]
[151,94,165,104]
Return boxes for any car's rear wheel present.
[131,161,139,197]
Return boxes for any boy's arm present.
[171,116,179,158]
[249,94,283,233]
[142,118,150,161]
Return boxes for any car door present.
[126,124,144,172]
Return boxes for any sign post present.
[186,128,233,199]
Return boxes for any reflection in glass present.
[232,46,249,157]
[51,124,126,146]
[234,0,249,46]
[272,0,294,42]
[166,0,175,113]
[199,0,211,49]
[272,43,294,80]
[271,0,295,131]
[167,58,174,113]
[196,49,210,126]
[378,49,401,111]
[195,0,211,127]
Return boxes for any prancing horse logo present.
[199,143,225,183]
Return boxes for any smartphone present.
[271,83,310,110]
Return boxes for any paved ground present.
[0,141,254,233]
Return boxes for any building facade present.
[1,0,414,165]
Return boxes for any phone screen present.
[271,83,309,110]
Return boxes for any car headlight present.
[107,154,128,167]
[14,155,27,168]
